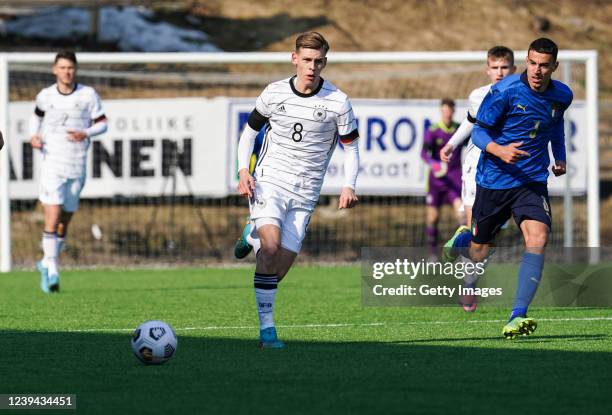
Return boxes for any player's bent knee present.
[259,240,281,260]
[470,244,490,263]
[524,233,548,248]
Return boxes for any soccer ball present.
[131,320,177,365]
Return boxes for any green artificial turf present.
[1,266,611,414]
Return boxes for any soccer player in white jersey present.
[29,51,108,293]
[439,46,515,311]
[440,46,516,227]
[236,32,360,348]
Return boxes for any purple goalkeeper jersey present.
[421,121,462,205]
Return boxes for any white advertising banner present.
[7,97,587,199]
[8,98,229,199]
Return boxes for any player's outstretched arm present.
[472,124,529,164]
[338,137,359,209]
[550,114,566,177]
[236,117,261,199]
[68,115,108,142]
[441,117,474,162]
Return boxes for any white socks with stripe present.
[254,273,278,330]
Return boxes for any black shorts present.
[471,182,551,244]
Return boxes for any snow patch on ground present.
[4,6,220,52]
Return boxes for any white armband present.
[237,124,259,172]
[343,138,360,190]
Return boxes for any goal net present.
[0,51,599,270]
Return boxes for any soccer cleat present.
[48,274,60,293]
[37,261,50,293]
[502,316,537,340]
[233,221,253,259]
[459,294,478,312]
[258,327,285,349]
[442,225,470,263]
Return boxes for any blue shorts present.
[471,182,551,244]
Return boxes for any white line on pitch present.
[62,316,612,333]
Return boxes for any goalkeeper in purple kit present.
[421,98,465,255]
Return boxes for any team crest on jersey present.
[313,107,327,121]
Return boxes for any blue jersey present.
[472,72,573,189]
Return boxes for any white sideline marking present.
[64,316,612,333]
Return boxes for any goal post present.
[0,50,600,271]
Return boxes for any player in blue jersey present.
[443,38,573,339]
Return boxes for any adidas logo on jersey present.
[276,104,286,113]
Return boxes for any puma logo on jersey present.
[517,104,527,112]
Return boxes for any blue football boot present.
[37,261,49,293]
[258,327,285,349]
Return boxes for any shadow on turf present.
[1,330,611,415]
[395,334,609,344]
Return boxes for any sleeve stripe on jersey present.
[34,106,45,117]
[93,114,107,123]
[339,128,359,144]
[247,109,269,131]
[338,108,353,117]
[467,112,477,124]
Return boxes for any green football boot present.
[502,316,537,340]
[233,220,253,259]
[442,225,470,263]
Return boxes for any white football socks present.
[254,273,278,330]
[42,232,59,276]
[246,233,261,257]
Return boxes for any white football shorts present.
[38,164,86,212]
[248,181,314,254]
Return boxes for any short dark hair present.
[441,98,455,108]
[487,46,514,66]
[54,51,77,65]
[295,32,330,55]
[528,38,558,61]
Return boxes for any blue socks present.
[510,252,544,320]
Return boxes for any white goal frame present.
[0,50,600,271]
